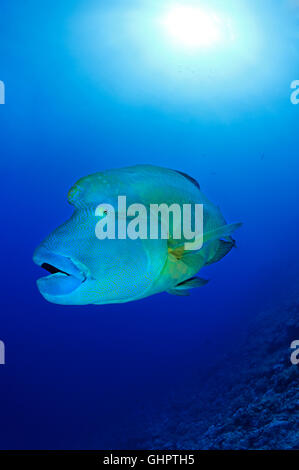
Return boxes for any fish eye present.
[96,206,109,217]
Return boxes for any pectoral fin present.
[168,245,185,260]
[205,238,236,265]
[203,222,242,244]
[169,222,242,258]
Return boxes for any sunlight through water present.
[162,4,225,48]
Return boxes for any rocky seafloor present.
[129,296,299,450]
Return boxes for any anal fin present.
[167,288,190,296]
[167,276,209,296]
[177,277,209,289]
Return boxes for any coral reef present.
[132,299,299,450]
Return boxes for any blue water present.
[0,0,298,449]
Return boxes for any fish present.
[33,165,242,305]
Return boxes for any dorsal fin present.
[175,170,200,189]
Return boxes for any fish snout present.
[33,246,90,300]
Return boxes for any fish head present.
[33,207,167,305]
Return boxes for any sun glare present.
[163,5,223,48]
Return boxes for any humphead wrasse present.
[33,165,241,305]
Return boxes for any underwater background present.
[0,0,298,449]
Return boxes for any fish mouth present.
[33,247,89,298]
[41,262,71,277]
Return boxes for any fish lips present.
[33,247,89,298]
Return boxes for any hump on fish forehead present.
[68,172,107,208]
[67,166,144,208]
[67,173,126,209]
[67,165,201,209]
[67,166,152,209]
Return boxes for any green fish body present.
[33,165,241,305]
